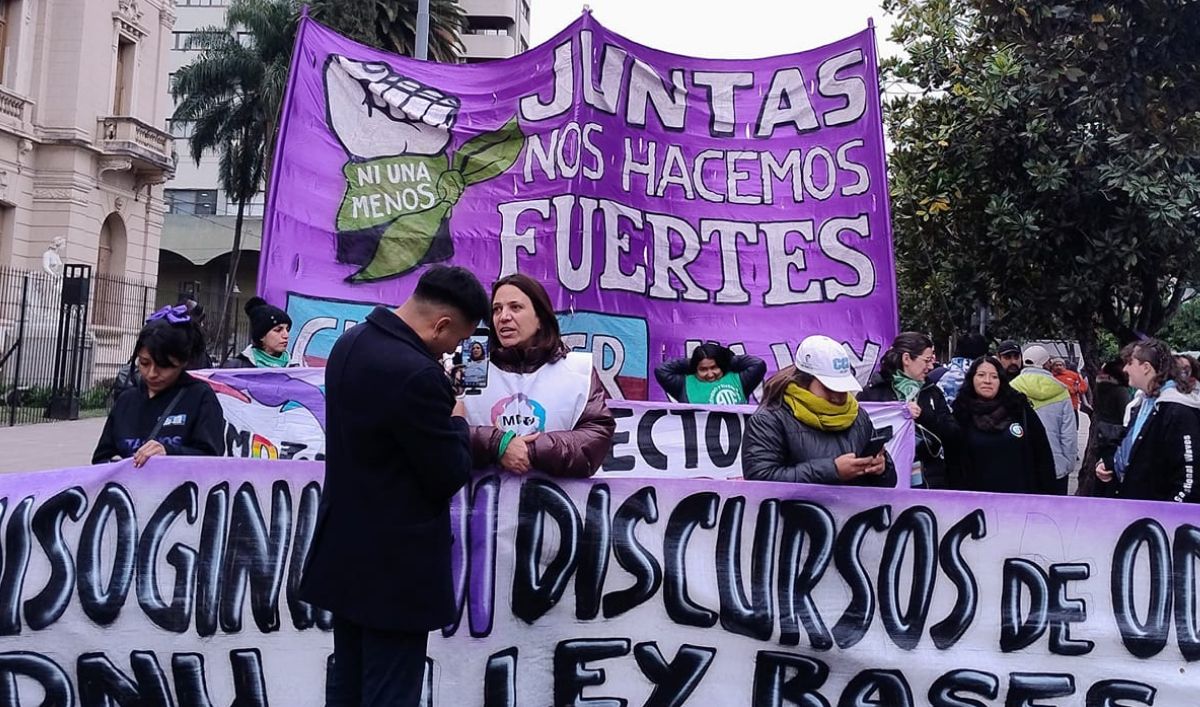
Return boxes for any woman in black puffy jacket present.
[858,332,960,488]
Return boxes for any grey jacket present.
[742,404,898,487]
[1010,368,1077,480]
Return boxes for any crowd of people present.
[92,274,1198,510]
[86,266,1199,704]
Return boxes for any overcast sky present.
[529,0,898,59]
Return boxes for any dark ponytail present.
[878,331,934,382]
[1122,338,1192,395]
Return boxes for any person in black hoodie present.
[860,332,960,488]
[950,356,1057,494]
[93,306,225,467]
[1095,339,1200,503]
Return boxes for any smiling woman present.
[462,274,616,477]
[654,343,766,405]
[859,331,960,489]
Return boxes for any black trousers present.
[1053,474,1070,496]
[327,616,428,707]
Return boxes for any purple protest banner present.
[0,458,1194,703]
[260,13,898,400]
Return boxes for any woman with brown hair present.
[741,335,896,486]
[1096,338,1200,502]
[859,331,960,488]
[463,274,615,477]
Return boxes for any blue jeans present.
[326,616,429,707]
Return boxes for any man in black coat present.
[299,265,489,706]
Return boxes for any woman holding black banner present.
[742,335,896,487]
[464,274,615,477]
[93,306,225,467]
[859,332,959,488]
[654,343,766,405]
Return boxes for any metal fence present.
[173,281,245,365]
[0,265,154,425]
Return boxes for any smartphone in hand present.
[460,328,490,394]
[858,426,893,459]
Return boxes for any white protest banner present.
[193,368,916,481]
[0,458,1193,705]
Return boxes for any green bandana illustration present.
[324,55,525,282]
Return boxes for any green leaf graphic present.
[336,116,525,281]
[351,201,453,281]
[336,155,449,233]
[453,117,526,185]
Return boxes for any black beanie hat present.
[244,296,291,346]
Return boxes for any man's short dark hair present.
[413,266,490,324]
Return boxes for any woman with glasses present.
[859,332,960,488]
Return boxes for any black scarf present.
[957,395,1014,431]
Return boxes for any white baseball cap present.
[1023,344,1052,368]
[796,335,862,393]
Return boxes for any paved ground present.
[0,417,106,474]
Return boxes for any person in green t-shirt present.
[655,343,767,405]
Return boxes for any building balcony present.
[95,116,176,181]
[0,85,33,133]
[459,0,518,21]
[462,32,517,60]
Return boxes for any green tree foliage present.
[1160,297,1200,351]
[309,0,466,62]
[883,0,1200,366]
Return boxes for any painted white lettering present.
[700,220,759,304]
[761,220,822,305]
[598,199,647,293]
[819,214,875,299]
[692,71,754,136]
[756,68,819,137]
[818,49,866,126]
[497,199,548,276]
[648,213,707,302]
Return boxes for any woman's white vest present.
[462,352,592,435]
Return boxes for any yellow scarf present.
[782,382,859,432]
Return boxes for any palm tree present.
[170,0,465,356]
[310,0,466,62]
[374,0,466,62]
[170,0,295,359]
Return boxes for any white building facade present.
[0,0,174,281]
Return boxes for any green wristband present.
[497,430,518,460]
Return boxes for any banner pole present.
[415,0,430,60]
